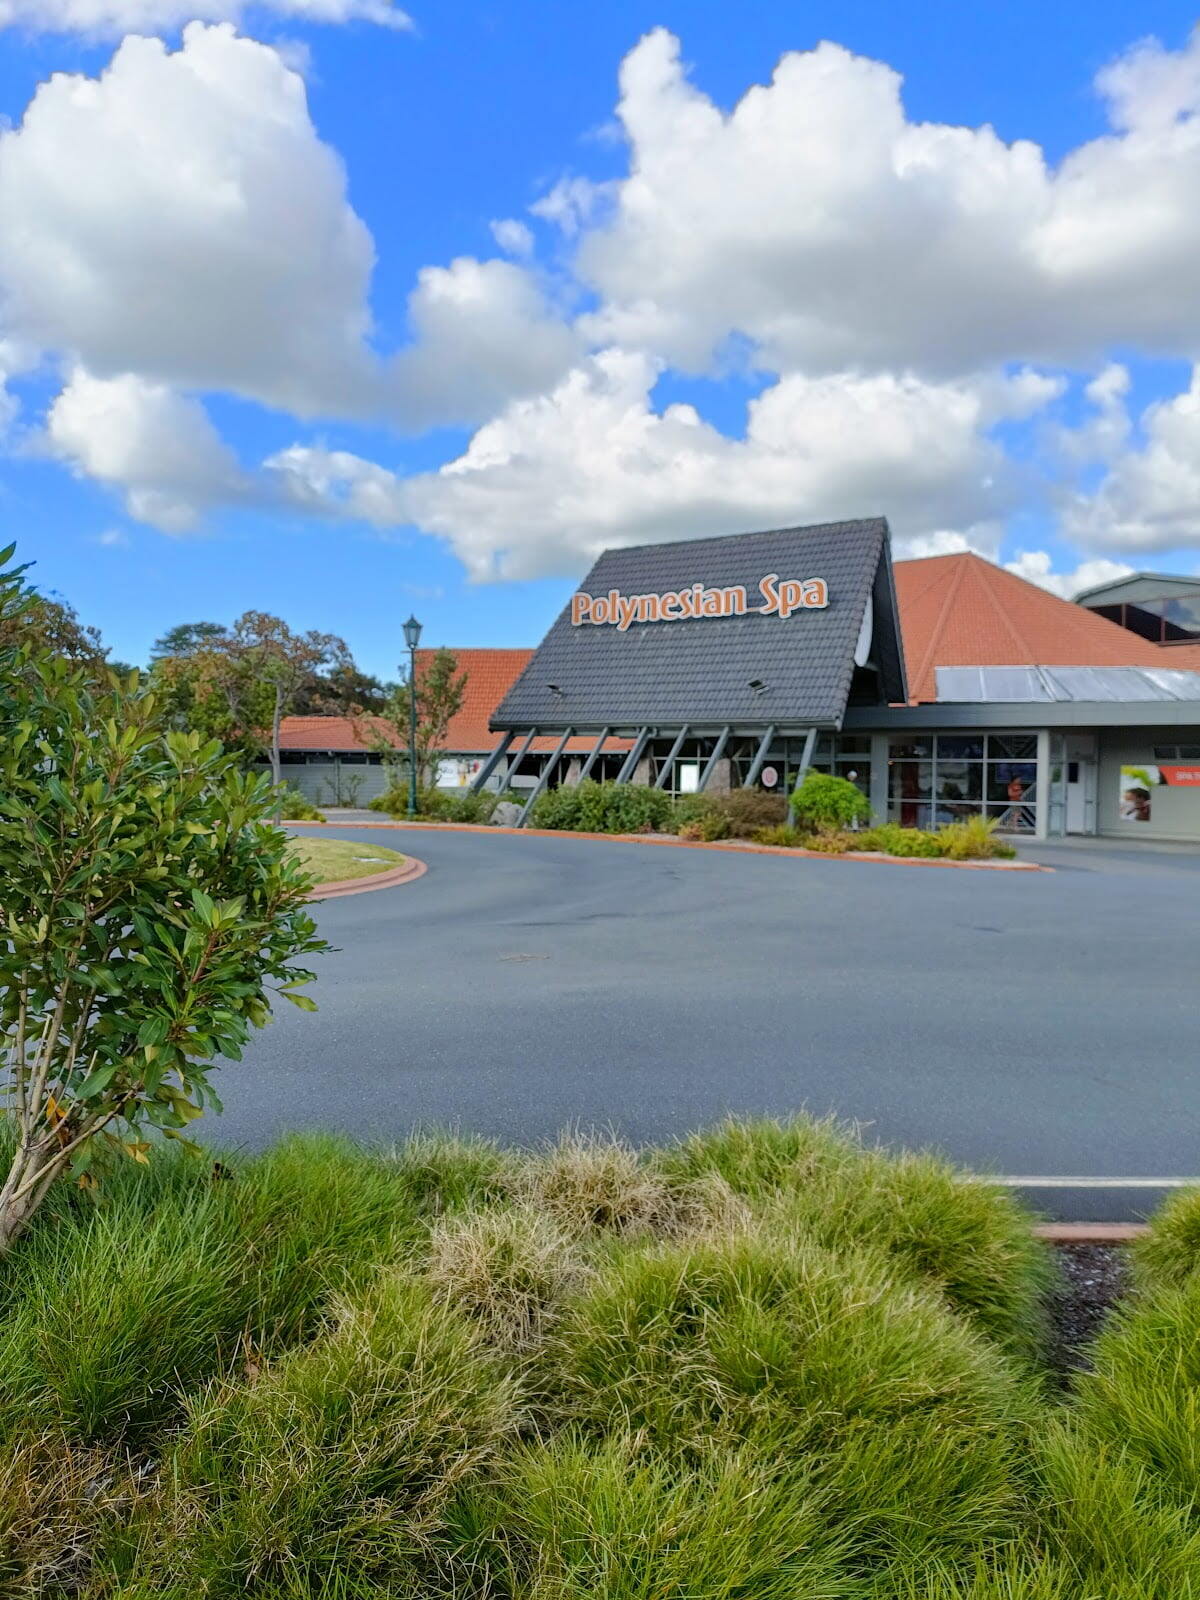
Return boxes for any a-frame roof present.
[492,519,906,732]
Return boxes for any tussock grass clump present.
[426,1206,587,1351]
[0,1134,432,1447]
[451,1430,848,1599]
[1129,1183,1200,1290]
[517,1131,688,1237]
[131,1271,518,1595]
[547,1232,1034,1573]
[660,1117,1053,1355]
[385,1128,516,1217]
[1066,1274,1200,1510]
[0,1431,141,1599]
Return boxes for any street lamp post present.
[402,615,422,819]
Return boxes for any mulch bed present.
[1046,1243,1131,1381]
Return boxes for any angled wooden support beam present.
[654,726,691,789]
[518,728,573,826]
[794,726,817,784]
[615,728,651,784]
[469,731,514,795]
[577,727,611,783]
[697,726,732,793]
[744,724,777,789]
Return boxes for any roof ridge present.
[592,517,887,561]
[910,556,968,701]
[978,561,1042,662]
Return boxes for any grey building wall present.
[1097,729,1200,841]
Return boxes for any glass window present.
[937,735,984,760]
[934,760,983,803]
[986,762,1036,804]
[1121,601,1165,642]
[1152,745,1179,760]
[1180,746,1200,760]
[889,736,932,758]
[987,734,1037,760]
[835,734,872,755]
[1160,596,1200,639]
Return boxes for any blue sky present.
[2,0,1199,677]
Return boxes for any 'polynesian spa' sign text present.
[570,575,829,631]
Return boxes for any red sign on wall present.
[1160,767,1200,786]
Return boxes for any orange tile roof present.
[279,649,630,755]
[892,552,1200,702]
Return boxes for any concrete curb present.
[1034,1222,1147,1243]
[293,818,1050,872]
[306,855,427,901]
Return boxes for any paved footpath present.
[211,825,1200,1222]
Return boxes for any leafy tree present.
[291,659,391,715]
[0,545,328,1251]
[150,621,228,661]
[358,648,466,790]
[151,614,351,781]
[0,589,108,672]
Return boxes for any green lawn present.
[289,835,406,884]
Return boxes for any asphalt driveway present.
[211,826,1200,1221]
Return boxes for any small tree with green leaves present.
[358,647,467,791]
[0,546,329,1251]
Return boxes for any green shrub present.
[273,783,324,822]
[704,788,788,838]
[795,829,853,853]
[658,1117,1052,1356]
[751,823,802,847]
[669,792,720,835]
[939,814,1017,860]
[857,822,947,857]
[547,1232,1033,1572]
[135,1273,517,1594]
[789,770,871,832]
[368,785,508,822]
[452,1431,846,1600]
[531,781,674,835]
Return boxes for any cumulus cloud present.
[271,350,1048,579]
[1004,550,1135,598]
[387,257,579,428]
[47,368,248,532]
[0,0,411,34]
[0,24,378,417]
[1063,367,1200,551]
[490,218,534,258]
[564,27,1200,378]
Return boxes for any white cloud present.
[0,24,378,417]
[1063,367,1200,551]
[271,350,1048,579]
[490,218,534,258]
[563,27,1200,377]
[0,0,411,35]
[48,368,247,532]
[1004,550,1134,598]
[93,527,132,548]
[386,256,579,428]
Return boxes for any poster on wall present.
[1119,765,1158,821]
[1118,761,1200,822]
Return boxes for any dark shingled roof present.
[492,519,907,732]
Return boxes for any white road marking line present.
[986,1176,1200,1188]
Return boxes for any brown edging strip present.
[1034,1222,1148,1243]
[288,818,1050,872]
[305,855,427,901]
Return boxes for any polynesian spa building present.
[278,518,1200,843]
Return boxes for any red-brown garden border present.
[285,817,1051,872]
